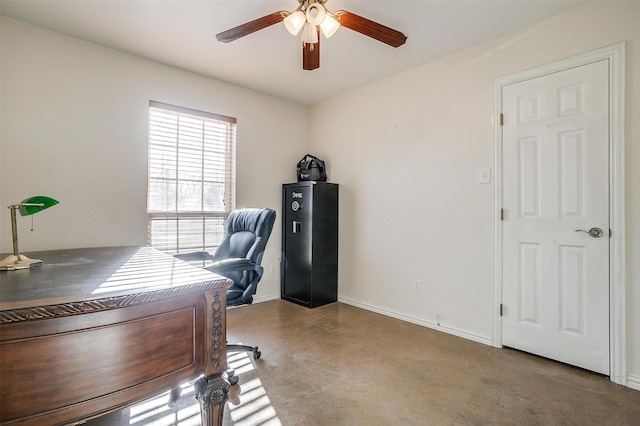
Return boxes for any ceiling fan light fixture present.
[302,22,318,44]
[215,1,407,70]
[284,10,306,35]
[319,13,340,38]
[305,3,326,26]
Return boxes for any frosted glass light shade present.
[302,23,318,44]
[284,10,306,35]
[320,14,340,38]
[305,3,326,26]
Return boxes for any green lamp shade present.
[17,196,60,216]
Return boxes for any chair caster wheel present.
[169,387,182,404]
[254,350,261,359]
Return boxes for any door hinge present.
[499,113,504,126]
[500,303,503,316]
[500,208,504,221]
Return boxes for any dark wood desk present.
[0,246,232,426]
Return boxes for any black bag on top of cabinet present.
[297,154,327,182]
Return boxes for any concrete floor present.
[85,299,640,425]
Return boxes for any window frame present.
[147,100,236,255]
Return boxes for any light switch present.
[480,168,491,184]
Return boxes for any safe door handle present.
[574,227,603,238]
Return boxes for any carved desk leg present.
[195,375,229,426]
[196,289,229,426]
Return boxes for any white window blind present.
[147,100,236,254]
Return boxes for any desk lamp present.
[0,196,59,271]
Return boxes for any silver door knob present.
[574,227,603,238]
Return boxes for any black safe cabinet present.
[281,181,338,308]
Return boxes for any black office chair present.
[174,208,276,385]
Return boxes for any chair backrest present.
[211,208,276,287]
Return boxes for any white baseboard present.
[252,293,280,304]
[255,295,640,392]
[338,295,493,346]
[627,374,640,391]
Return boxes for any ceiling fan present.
[215,0,407,71]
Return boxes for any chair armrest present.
[173,251,215,261]
[205,258,262,275]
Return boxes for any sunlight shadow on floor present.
[123,383,200,426]
[227,351,282,426]
[93,351,284,426]
[228,378,281,426]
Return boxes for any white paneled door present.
[501,59,610,375]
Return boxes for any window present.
[147,101,236,254]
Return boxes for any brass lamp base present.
[0,254,43,271]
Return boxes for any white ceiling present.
[0,0,587,105]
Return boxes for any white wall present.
[0,17,309,300]
[309,1,640,385]
[2,1,639,389]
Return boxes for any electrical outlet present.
[413,279,422,292]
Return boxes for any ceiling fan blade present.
[216,11,287,43]
[303,38,320,71]
[334,11,407,48]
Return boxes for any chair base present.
[225,368,239,386]
[227,343,261,359]
[226,343,261,385]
